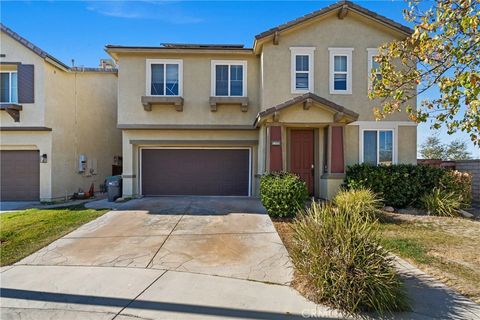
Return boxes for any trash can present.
[106,175,122,202]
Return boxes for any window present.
[362,130,393,165]
[290,47,315,93]
[329,48,353,94]
[0,71,18,103]
[146,59,182,96]
[211,61,247,97]
[367,48,381,90]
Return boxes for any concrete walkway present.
[1,196,479,319]
[1,197,342,319]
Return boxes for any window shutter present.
[18,64,34,104]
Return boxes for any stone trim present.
[130,139,258,146]
[209,97,249,112]
[0,126,52,131]
[141,96,184,112]
[118,124,257,130]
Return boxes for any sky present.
[1,0,478,157]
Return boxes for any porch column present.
[330,125,345,173]
[268,125,283,171]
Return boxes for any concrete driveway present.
[1,196,341,319]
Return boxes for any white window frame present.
[211,60,247,97]
[355,121,401,164]
[145,59,183,97]
[329,48,353,94]
[367,48,380,91]
[290,47,315,94]
[0,71,18,104]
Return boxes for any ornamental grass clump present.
[333,187,383,221]
[291,201,409,316]
[421,187,463,217]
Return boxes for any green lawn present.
[0,206,108,266]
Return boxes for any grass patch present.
[274,212,480,305]
[380,238,431,264]
[0,206,108,266]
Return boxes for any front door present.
[290,130,314,195]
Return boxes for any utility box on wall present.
[78,154,87,173]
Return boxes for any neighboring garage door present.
[0,150,40,201]
[141,149,250,196]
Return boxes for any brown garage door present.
[0,150,40,201]
[141,149,250,196]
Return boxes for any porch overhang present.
[253,93,359,127]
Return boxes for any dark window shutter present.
[18,64,34,104]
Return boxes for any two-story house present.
[0,24,122,201]
[106,1,417,200]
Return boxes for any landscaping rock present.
[114,197,124,203]
[458,209,474,219]
[383,206,395,213]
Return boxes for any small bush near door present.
[291,199,409,316]
[260,172,308,218]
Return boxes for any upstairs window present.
[362,130,393,165]
[211,61,247,97]
[367,48,381,91]
[0,71,18,103]
[290,47,315,93]
[146,59,182,96]
[329,48,353,94]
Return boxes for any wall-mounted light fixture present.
[41,153,48,163]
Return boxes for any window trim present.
[367,48,380,91]
[290,47,315,94]
[0,71,18,104]
[359,125,397,165]
[145,59,183,97]
[210,60,247,97]
[329,48,353,95]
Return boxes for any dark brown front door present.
[290,130,314,195]
[141,149,250,196]
[0,150,40,201]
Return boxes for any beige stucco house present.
[0,24,121,201]
[106,1,417,200]
[0,1,417,202]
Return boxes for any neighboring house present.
[106,1,417,200]
[0,24,121,201]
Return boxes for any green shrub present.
[344,164,472,208]
[421,188,463,217]
[260,172,308,218]
[291,201,409,315]
[440,170,472,208]
[333,187,383,220]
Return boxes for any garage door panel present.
[141,149,249,196]
[0,150,40,201]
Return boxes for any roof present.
[160,43,246,49]
[254,92,359,127]
[255,1,413,41]
[1,23,117,73]
[105,44,253,52]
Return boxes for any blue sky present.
[1,0,478,156]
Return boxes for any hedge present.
[344,164,472,208]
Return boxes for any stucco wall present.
[117,53,260,126]
[44,65,121,199]
[397,125,417,164]
[260,11,415,121]
[345,124,359,166]
[0,32,46,127]
[121,129,259,197]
